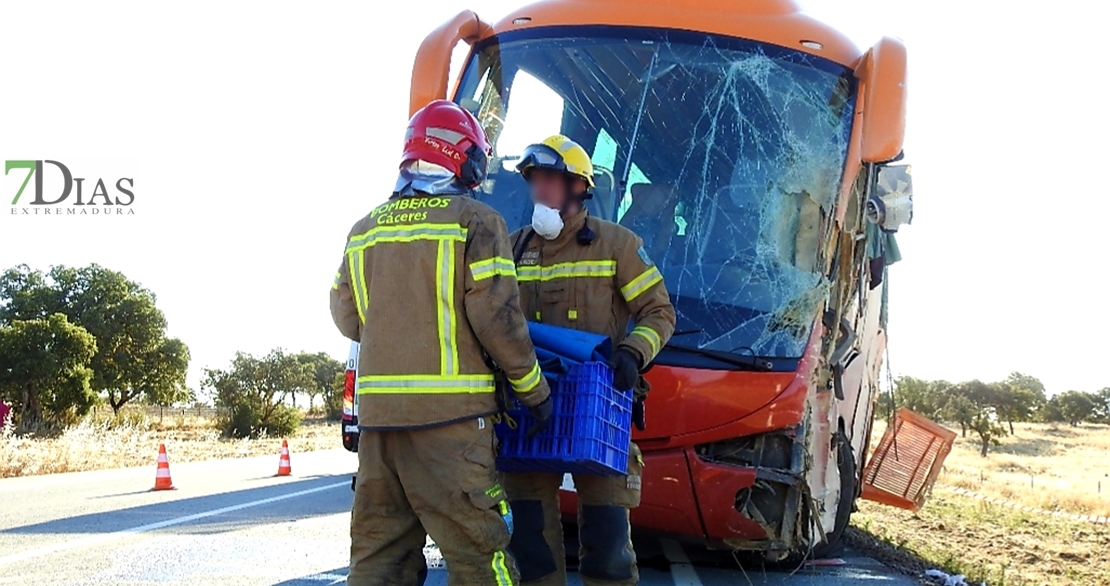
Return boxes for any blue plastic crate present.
[495,362,632,476]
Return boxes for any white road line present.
[0,480,348,566]
[300,572,348,583]
[660,538,704,586]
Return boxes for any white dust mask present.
[531,204,564,240]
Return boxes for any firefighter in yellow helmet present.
[503,135,676,586]
[332,100,553,586]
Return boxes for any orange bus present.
[344,0,924,560]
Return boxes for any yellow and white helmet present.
[516,134,596,190]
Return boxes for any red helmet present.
[401,100,492,188]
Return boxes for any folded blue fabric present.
[528,322,612,366]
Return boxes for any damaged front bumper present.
[629,426,816,557]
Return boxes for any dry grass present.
[0,412,338,479]
[851,419,1110,585]
[852,487,1110,586]
[939,422,1110,517]
[867,419,1110,517]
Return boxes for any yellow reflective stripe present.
[621,266,663,302]
[509,361,543,394]
[446,242,459,374]
[516,260,616,282]
[346,223,467,253]
[631,326,662,359]
[492,550,513,586]
[332,271,341,290]
[436,239,460,375]
[436,242,447,373]
[358,374,497,382]
[470,256,517,281]
[347,251,368,324]
[356,374,495,394]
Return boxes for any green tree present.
[892,376,933,417]
[1039,397,1065,423]
[939,380,1009,451]
[1092,388,1110,424]
[995,372,1047,433]
[324,371,346,421]
[133,338,191,408]
[205,349,314,438]
[941,393,977,438]
[0,264,190,414]
[0,266,54,318]
[0,314,97,427]
[1004,372,1047,399]
[1049,391,1096,426]
[888,376,950,420]
[968,410,1007,457]
[957,379,1001,407]
[295,352,344,410]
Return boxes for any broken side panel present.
[860,408,956,510]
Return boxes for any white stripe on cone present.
[276,441,291,476]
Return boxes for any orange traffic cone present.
[276,439,292,477]
[152,444,175,491]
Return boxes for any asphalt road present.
[0,449,918,585]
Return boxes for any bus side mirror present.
[856,37,907,163]
[866,164,913,232]
[409,11,493,117]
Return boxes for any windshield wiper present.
[661,343,774,371]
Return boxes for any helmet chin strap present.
[558,176,591,218]
[559,183,578,217]
[557,178,595,246]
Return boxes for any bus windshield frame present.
[455,26,857,367]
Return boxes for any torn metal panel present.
[696,422,815,552]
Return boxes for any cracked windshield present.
[457,27,856,362]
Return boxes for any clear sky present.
[1,1,1107,397]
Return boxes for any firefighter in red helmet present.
[332,100,552,586]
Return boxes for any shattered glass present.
[456,26,856,360]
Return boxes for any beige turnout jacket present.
[510,210,675,368]
[331,192,550,429]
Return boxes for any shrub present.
[266,405,302,437]
[324,372,345,421]
[204,350,312,438]
[112,410,148,430]
[219,402,302,439]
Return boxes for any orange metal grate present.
[860,408,956,511]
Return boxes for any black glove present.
[632,398,646,432]
[608,348,641,392]
[526,397,553,439]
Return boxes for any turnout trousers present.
[502,444,643,586]
[349,417,519,586]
